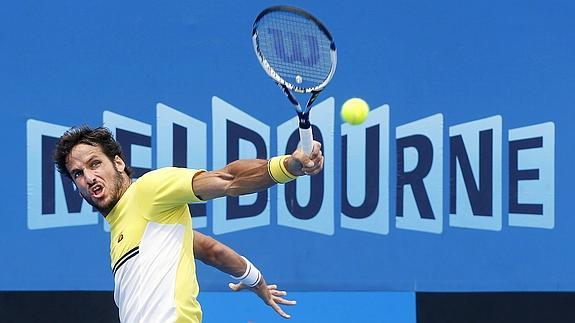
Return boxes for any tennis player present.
[53,125,324,322]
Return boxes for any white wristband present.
[231,256,262,288]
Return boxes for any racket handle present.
[299,126,313,155]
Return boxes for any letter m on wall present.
[26,120,98,229]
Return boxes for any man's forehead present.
[66,144,103,166]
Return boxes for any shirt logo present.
[117,233,124,243]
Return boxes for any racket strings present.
[256,11,334,88]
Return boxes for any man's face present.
[65,143,127,215]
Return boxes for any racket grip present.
[299,126,313,155]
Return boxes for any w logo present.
[267,28,320,66]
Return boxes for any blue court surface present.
[199,291,415,323]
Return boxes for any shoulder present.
[135,167,205,193]
[138,167,199,182]
[134,167,206,203]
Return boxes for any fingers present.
[292,141,323,175]
[228,282,247,292]
[302,141,322,162]
[235,281,296,319]
[270,302,291,319]
[303,155,323,175]
[268,287,296,305]
[293,150,315,169]
[273,296,297,306]
[308,141,322,160]
[267,290,295,319]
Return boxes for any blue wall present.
[2,0,574,298]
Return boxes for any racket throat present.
[298,113,311,129]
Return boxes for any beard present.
[82,168,125,216]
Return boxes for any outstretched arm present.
[192,141,323,201]
[193,230,296,319]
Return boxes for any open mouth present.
[91,184,104,198]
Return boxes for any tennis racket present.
[252,5,337,155]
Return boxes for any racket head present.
[252,6,337,95]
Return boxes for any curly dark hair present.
[53,125,133,179]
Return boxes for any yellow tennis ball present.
[341,98,369,125]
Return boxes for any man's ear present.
[114,155,126,172]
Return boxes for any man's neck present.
[101,174,133,217]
